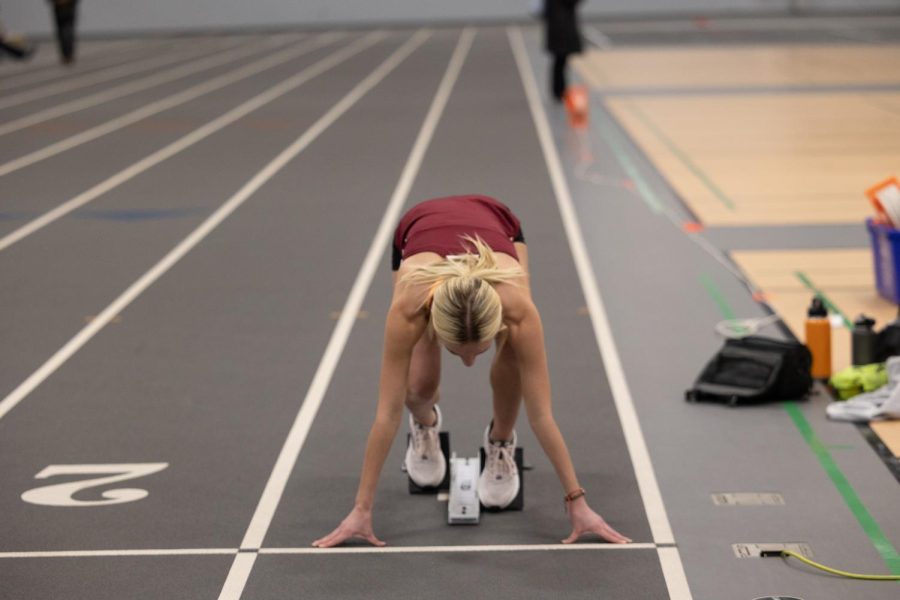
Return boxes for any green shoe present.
[829,366,864,400]
[858,362,888,392]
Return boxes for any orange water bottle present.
[805,297,831,380]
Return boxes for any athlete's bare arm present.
[312,276,426,548]
[502,279,631,544]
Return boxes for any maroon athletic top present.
[392,195,523,270]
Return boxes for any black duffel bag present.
[685,336,812,406]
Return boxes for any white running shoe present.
[478,422,520,509]
[851,356,900,403]
[828,356,900,422]
[404,404,446,488]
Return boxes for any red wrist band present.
[564,487,586,512]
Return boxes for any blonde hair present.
[401,236,524,345]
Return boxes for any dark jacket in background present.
[544,0,583,57]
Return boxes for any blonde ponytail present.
[400,236,524,345]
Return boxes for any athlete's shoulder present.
[498,280,536,326]
[391,268,432,321]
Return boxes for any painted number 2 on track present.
[21,463,169,507]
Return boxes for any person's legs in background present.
[551,53,567,102]
[0,37,34,60]
[52,0,78,64]
[0,19,35,61]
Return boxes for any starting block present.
[448,454,480,525]
[404,430,526,518]
[406,431,451,493]
[479,446,524,511]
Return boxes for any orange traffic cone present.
[564,85,589,129]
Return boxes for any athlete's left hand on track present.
[312,507,386,548]
[562,499,632,544]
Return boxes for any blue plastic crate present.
[866,218,900,304]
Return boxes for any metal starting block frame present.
[405,430,525,518]
[448,454,480,525]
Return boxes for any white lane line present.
[0,38,235,111]
[0,36,269,107]
[0,35,353,253]
[0,35,295,135]
[217,27,471,600]
[219,554,258,597]
[0,549,238,558]
[0,542,659,559]
[508,27,692,599]
[0,39,184,90]
[0,31,394,423]
[0,33,344,177]
[658,547,694,599]
[0,41,129,76]
[584,26,613,49]
[0,40,147,81]
[262,543,659,554]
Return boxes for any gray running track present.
[0,39,180,88]
[0,34,314,168]
[0,27,666,600]
[0,32,393,401]
[255,27,663,598]
[5,19,900,600]
[0,36,251,120]
[0,34,345,238]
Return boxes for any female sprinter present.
[313,194,631,548]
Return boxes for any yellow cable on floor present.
[779,550,900,581]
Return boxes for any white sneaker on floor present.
[404,405,446,487]
[886,356,900,386]
[827,359,900,421]
[850,356,900,404]
[478,422,520,509]
[881,379,900,418]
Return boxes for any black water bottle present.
[852,315,877,366]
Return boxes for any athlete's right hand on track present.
[312,507,385,548]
